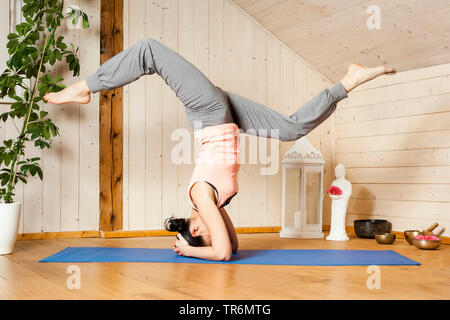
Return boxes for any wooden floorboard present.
[0,233,448,299]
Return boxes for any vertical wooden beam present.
[99,0,123,231]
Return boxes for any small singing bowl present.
[404,230,424,245]
[375,233,396,244]
[413,239,442,250]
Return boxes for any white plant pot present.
[0,202,21,255]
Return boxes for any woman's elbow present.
[222,254,232,262]
[217,249,232,262]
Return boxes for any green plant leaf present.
[66,54,75,63]
[55,50,62,61]
[20,164,28,175]
[82,14,89,29]
[42,126,50,139]
[0,112,9,122]
[11,54,22,69]
[0,0,89,203]
[7,33,19,40]
[4,139,13,149]
[29,112,39,122]
[4,153,11,166]
[0,173,10,186]
[28,164,37,176]
[37,166,43,180]
[16,173,27,184]
[16,24,23,36]
[40,111,48,119]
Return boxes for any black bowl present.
[354,219,391,239]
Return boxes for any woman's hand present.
[173,233,191,256]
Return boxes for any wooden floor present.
[0,233,448,300]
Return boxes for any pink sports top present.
[188,123,240,211]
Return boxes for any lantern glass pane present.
[285,167,302,228]
[306,171,320,225]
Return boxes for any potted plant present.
[0,0,89,254]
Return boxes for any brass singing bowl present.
[375,233,396,244]
[413,239,442,250]
[404,230,423,245]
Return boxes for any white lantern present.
[280,137,324,238]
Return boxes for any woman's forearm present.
[219,208,239,253]
[189,182,235,261]
[187,245,231,261]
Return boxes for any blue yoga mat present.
[39,247,420,266]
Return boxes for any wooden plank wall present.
[336,63,450,236]
[0,0,100,233]
[7,0,445,236]
[232,0,450,83]
[98,0,123,231]
[122,0,336,230]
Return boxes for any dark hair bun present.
[165,217,188,232]
[164,217,205,247]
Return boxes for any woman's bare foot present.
[341,63,396,93]
[43,79,91,104]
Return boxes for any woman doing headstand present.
[44,37,395,261]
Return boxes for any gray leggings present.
[86,37,347,141]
